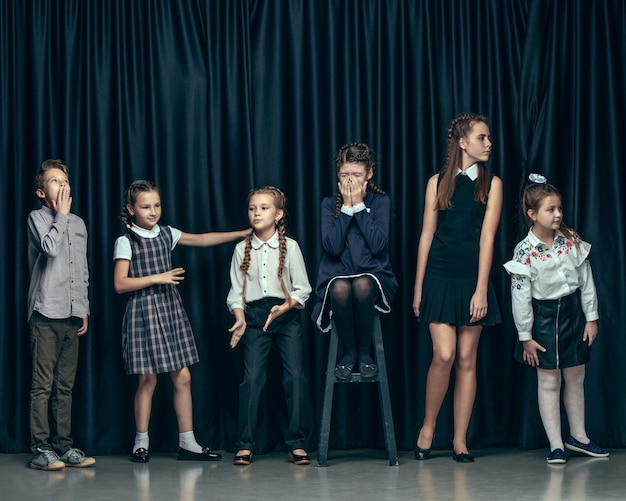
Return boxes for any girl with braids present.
[312,142,397,381]
[413,113,502,463]
[113,180,249,463]
[227,186,312,466]
[504,175,607,464]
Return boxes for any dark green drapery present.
[2,0,625,455]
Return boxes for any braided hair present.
[119,180,160,243]
[239,186,290,305]
[333,142,387,218]
[521,181,578,249]
[436,113,491,210]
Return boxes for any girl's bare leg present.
[452,325,482,454]
[170,367,193,432]
[135,374,158,432]
[417,322,457,449]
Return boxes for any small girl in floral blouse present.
[503,174,608,464]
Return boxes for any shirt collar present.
[527,227,564,247]
[251,230,279,249]
[130,223,160,238]
[457,163,478,180]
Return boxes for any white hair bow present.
[528,173,547,184]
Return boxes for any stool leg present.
[373,316,399,466]
[318,327,339,466]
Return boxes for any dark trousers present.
[237,298,308,451]
[29,311,80,454]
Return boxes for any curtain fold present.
[2,0,624,455]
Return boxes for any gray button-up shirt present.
[27,205,90,320]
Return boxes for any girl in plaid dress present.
[114,180,250,463]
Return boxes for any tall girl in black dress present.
[413,113,503,462]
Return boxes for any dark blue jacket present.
[312,191,398,328]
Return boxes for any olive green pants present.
[29,311,80,454]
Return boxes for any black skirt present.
[418,274,502,327]
[515,290,591,369]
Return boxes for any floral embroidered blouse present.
[503,228,599,341]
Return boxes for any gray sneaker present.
[30,448,65,470]
[60,448,96,467]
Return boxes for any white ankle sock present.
[134,431,149,453]
[179,431,202,453]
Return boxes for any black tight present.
[329,276,377,366]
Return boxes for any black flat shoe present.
[233,451,253,465]
[177,447,222,461]
[288,450,311,465]
[452,451,474,463]
[414,445,431,460]
[131,447,150,463]
[334,364,354,381]
[359,362,378,379]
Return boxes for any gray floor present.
[1,447,624,500]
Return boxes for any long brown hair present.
[521,181,578,246]
[436,113,491,210]
[239,186,290,305]
[333,142,387,218]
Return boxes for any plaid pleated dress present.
[121,226,199,374]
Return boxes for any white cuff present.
[352,202,366,213]
[341,202,366,216]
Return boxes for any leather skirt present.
[515,290,591,369]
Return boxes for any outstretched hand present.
[262,302,292,332]
[229,318,247,348]
[155,267,186,285]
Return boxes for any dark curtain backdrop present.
[2,0,625,455]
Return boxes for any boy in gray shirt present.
[27,159,95,470]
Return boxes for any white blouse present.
[503,228,599,341]
[227,231,311,311]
